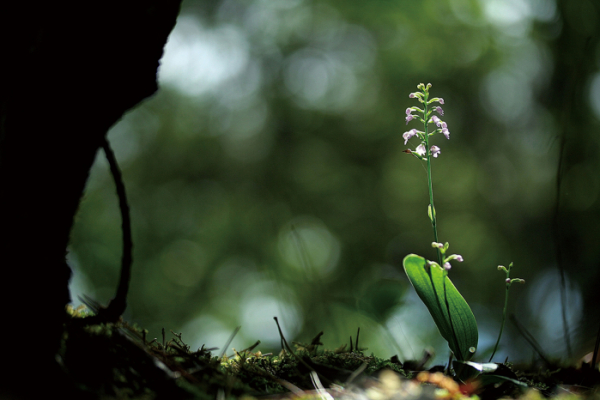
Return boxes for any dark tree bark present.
[0,1,181,397]
[546,0,600,357]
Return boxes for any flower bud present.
[427,203,436,221]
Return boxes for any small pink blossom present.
[415,144,426,157]
[442,126,450,140]
[430,145,440,158]
[429,115,442,127]
[403,129,418,145]
[405,114,416,124]
[438,98,444,105]
[433,106,444,116]
[444,262,451,271]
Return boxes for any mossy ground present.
[59,306,600,400]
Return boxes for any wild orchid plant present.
[401,83,478,363]
[401,83,524,369]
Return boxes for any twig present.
[273,317,334,386]
[510,314,551,366]
[102,137,132,317]
[75,137,132,326]
[219,326,241,359]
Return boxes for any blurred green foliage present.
[68,0,600,365]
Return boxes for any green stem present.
[423,92,442,266]
[423,89,459,361]
[489,280,510,362]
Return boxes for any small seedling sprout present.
[488,262,525,362]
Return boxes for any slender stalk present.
[489,263,523,362]
[489,282,509,362]
[422,91,442,266]
[422,89,458,361]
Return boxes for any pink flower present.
[406,114,416,125]
[429,115,442,127]
[415,144,426,157]
[402,129,418,145]
[430,145,440,158]
[433,106,444,116]
[441,126,450,140]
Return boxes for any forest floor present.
[58,306,600,400]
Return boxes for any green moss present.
[57,310,599,399]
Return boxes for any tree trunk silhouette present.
[0,1,181,396]
[546,0,600,358]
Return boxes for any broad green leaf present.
[403,254,478,361]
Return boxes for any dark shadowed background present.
[67,0,600,365]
